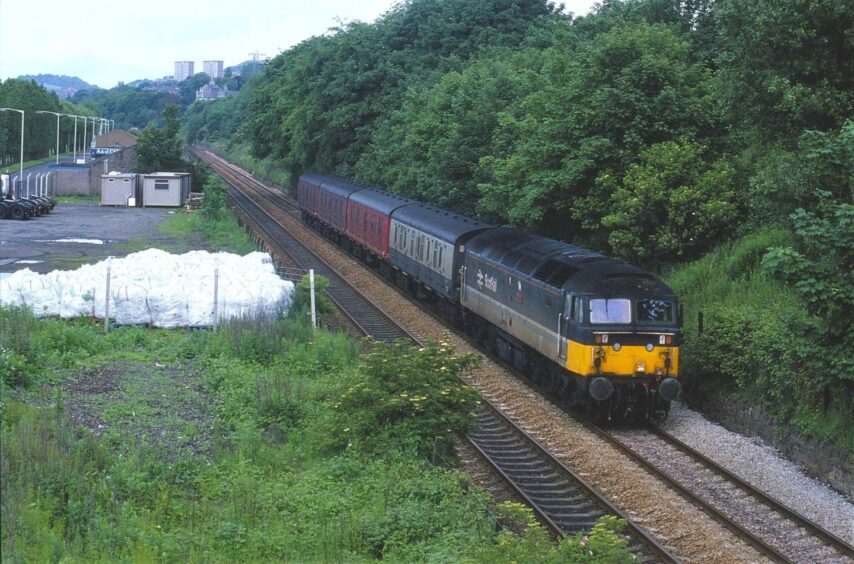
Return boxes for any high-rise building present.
[203,60,224,79]
[174,61,195,81]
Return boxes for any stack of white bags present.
[0,249,294,328]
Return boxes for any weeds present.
[1,305,632,561]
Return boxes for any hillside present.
[183,0,853,453]
[17,74,97,97]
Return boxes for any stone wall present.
[688,393,854,498]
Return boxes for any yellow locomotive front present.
[562,296,681,421]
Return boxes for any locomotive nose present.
[659,377,681,402]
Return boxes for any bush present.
[669,228,853,451]
[199,176,229,221]
[289,273,335,324]
[331,338,480,462]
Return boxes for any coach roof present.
[349,188,416,216]
[392,203,494,244]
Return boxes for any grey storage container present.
[141,172,191,207]
[101,173,137,206]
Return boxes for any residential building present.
[203,60,224,79]
[196,80,229,101]
[174,61,195,81]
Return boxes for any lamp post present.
[81,116,88,162]
[109,119,115,132]
[0,107,25,195]
[70,115,80,162]
[35,110,62,165]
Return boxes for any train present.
[297,173,682,421]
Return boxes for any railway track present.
[198,148,678,563]
[595,424,854,563]
[198,147,854,563]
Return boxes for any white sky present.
[0,0,596,88]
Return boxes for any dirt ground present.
[0,202,202,274]
[61,360,218,460]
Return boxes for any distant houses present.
[195,80,230,101]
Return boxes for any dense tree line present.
[168,0,854,445]
[0,79,101,167]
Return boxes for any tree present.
[601,140,737,265]
[714,0,854,137]
[134,105,184,172]
[477,21,718,244]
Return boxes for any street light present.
[69,114,80,162]
[87,116,100,154]
[109,119,115,131]
[81,116,88,162]
[35,110,63,165]
[0,107,25,195]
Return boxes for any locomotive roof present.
[466,228,675,297]
[392,203,495,244]
[349,187,416,216]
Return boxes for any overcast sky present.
[0,0,596,88]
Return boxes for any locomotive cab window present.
[589,298,631,324]
[637,299,675,324]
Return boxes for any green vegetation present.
[179,0,852,450]
[0,79,99,166]
[149,176,256,255]
[52,194,100,204]
[1,303,633,561]
[1,152,74,175]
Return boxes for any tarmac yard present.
[0,202,177,274]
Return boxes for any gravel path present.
[233,178,766,563]
[662,403,854,545]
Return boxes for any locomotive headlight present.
[612,342,621,351]
[645,343,654,352]
[636,363,646,373]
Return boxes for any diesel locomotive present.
[297,173,682,421]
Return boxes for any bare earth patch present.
[62,361,218,459]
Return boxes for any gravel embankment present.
[611,427,852,562]
[662,403,854,546]
[238,186,766,563]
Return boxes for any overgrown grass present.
[1,306,633,561]
[53,195,100,204]
[207,140,293,193]
[667,228,853,451]
[156,208,256,255]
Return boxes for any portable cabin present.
[141,172,191,207]
[101,173,138,206]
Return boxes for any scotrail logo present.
[476,269,498,293]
